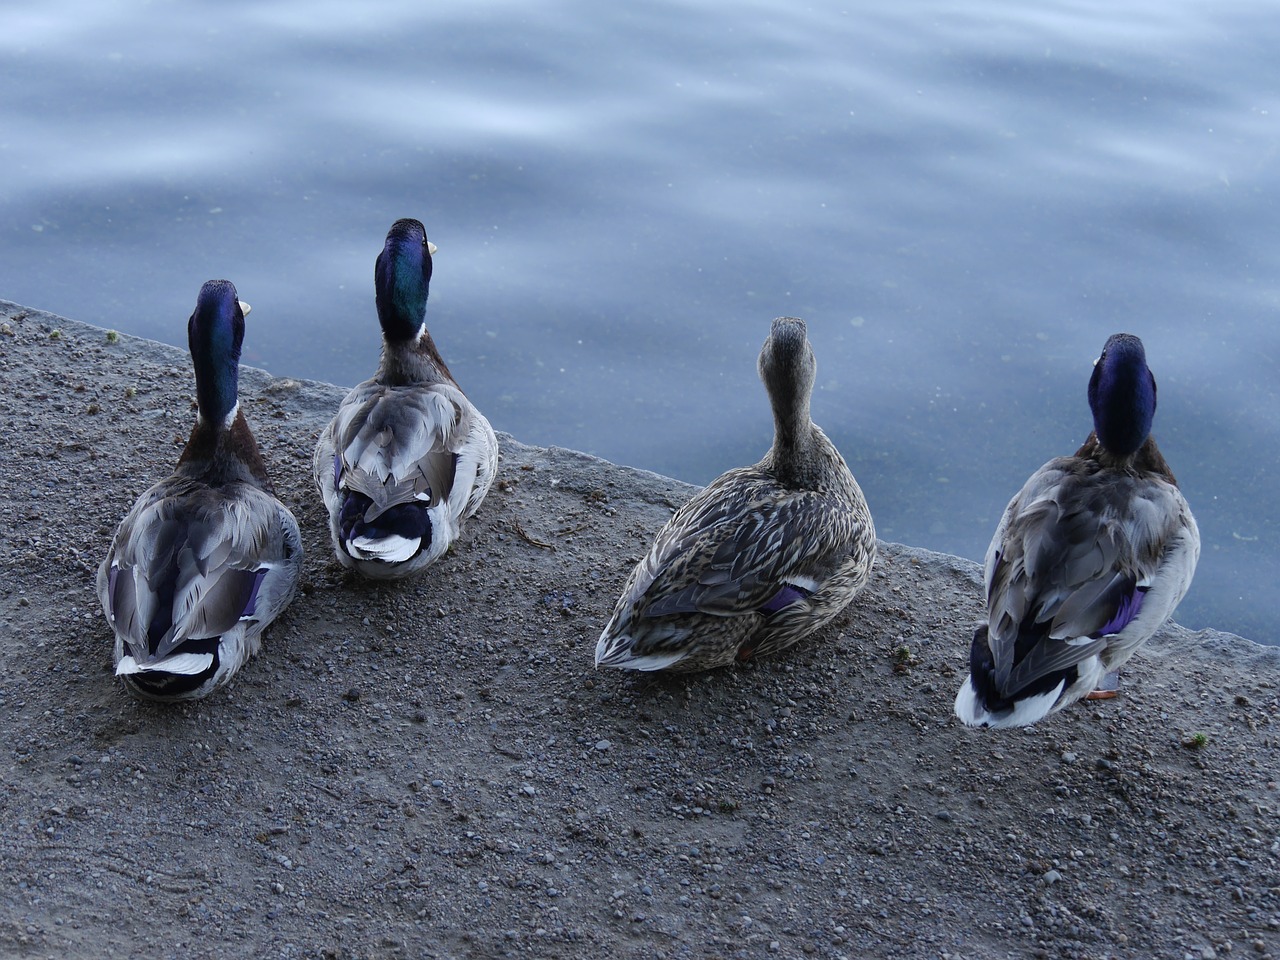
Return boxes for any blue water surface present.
[2,0,1277,642]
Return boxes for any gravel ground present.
[0,299,1277,960]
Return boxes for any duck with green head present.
[315,218,498,579]
[98,280,303,701]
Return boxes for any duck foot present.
[1085,670,1121,701]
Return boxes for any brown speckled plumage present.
[595,317,876,672]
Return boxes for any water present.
[3,0,1277,643]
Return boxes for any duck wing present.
[328,380,472,519]
[630,470,867,619]
[103,478,298,664]
[984,457,1195,694]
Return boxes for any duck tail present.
[339,493,432,564]
[117,650,221,702]
[594,616,688,671]
[954,625,1065,729]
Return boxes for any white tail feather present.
[116,652,215,677]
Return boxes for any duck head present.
[1088,332,1157,458]
[188,279,249,427]
[375,218,438,343]
[759,316,817,432]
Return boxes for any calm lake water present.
[3,0,1277,643]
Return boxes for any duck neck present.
[1074,432,1177,485]
[375,231,431,343]
[178,409,273,490]
[377,298,426,345]
[765,397,820,488]
[190,326,240,428]
[378,325,456,386]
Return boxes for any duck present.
[954,333,1200,728]
[314,218,497,579]
[595,316,877,672]
[97,280,303,702]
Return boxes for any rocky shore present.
[0,300,1276,959]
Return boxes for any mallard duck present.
[595,316,877,672]
[954,333,1200,728]
[314,218,497,579]
[97,280,303,702]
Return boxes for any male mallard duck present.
[314,218,497,579]
[97,280,303,701]
[954,333,1200,728]
[595,316,877,672]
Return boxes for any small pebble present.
[1043,870,1062,884]
[595,739,612,752]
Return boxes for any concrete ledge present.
[0,299,1275,959]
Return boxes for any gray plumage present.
[314,219,497,579]
[596,317,877,672]
[98,282,302,702]
[955,333,1200,728]
[314,377,496,578]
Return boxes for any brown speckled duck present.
[595,316,877,672]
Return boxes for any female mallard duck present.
[97,280,303,702]
[314,218,497,579]
[595,316,877,672]
[954,333,1200,728]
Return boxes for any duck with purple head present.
[954,333,1200,728]
[98,280,303,701]
[315,219,497,579]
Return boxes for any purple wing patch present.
[333,453,342,488]
[241,568,268,620]
[1095,586,1146,637]
[759,583,813,614]
[107,565,119,616]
